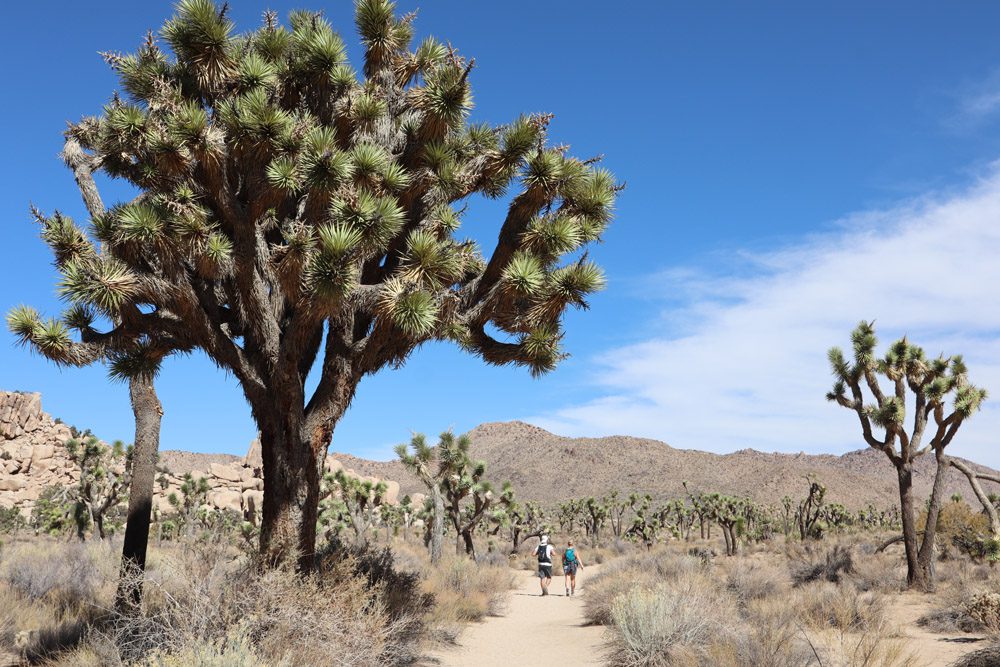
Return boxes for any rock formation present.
[0,391,403,527]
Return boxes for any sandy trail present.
[427,564,607,666]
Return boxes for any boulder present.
[325,457,344,474]
[240,477,263,491]
[208,489,243,514]
[243,437,262,469]
[0,477,26,492]
[383,480,400,505]
[243,489,263,524]
[410,492,427,507]
[209,462,242,483]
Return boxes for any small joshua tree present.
[827,321,987,589]
[66,435,132,540]
[396,432,445,563]
[167,472,211,537]
[331,469,387,546]
[9,0,619,570]
[796,476,827,540]
[437,432,497,559]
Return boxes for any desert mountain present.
[332,421,1000,510]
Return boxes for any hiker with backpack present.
[562,539,584,596]
[535,535,555,596]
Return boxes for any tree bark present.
[916,448,950,590]
[897,463,926,589]
[430,485,444,564]
[115,377,162,612]
[258,403,328,571]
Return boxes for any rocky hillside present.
[333,421,1000,510]
[6,388,994,515]
[0,391,401,521]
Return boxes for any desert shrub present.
[722,600,815,667]
[318,539,433,624]
[0,507,25,534]
[139,632,268,667]
[850,550,903,593]
[2,541,103,609]
[585,549,702,626]
[791,545,854,585]
[952,644,1000,667]
[794,582,886,631]
[608,574,737,667]
[31,486,75,536]
[100,546,420,666]
[725,560,785,603]
[967,592,1000,634]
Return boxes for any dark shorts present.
[563,561,578,576]
[538,564,553,579]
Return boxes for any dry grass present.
[0,535,515,666]
[589,539,923,667]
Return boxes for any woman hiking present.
[562,539,584,596]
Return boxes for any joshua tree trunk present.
[431,485,444,564]
[916,448,950,589]
[897,463,925,589]
[461,529,476,560]
[259,414,328,570]
[115,377,162,612]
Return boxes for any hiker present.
[562,539,585,596]
[535,534,555,596]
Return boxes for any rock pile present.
[0,391,403,525]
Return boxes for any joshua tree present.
[827,321,987,589]
[796,476,827,540]
[948,459,1000,542]
[583,497,608,544]
[66,435,131,540]
[396,432,445,563]
[167,472,211,536]
[9,0,618,570]
[331,469,387,546]
[436,432,497,559]
[557,499,580,534]
[6,109,167,611]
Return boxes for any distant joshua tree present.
[65,435,131,540]
[827,321,987,589]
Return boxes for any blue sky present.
[2,2,999,464]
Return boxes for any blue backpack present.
[564,547,576,563]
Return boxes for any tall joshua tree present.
[827,321,987,589]
[9,0,618,569]
[7,135,167,611]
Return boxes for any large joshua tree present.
[827,321,987,589]
[9,0,618,568]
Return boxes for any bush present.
[725,560,785,603]
[2,541,103,609]
[791,545,854,585]
[608,575,736,667]
[0,506,25,534]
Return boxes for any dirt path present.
[888,592,987,667]
[427,565,607,666]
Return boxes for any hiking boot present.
[565,588,570,596]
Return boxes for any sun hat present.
[540,535,549,545]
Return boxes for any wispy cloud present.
[528,169,1000,466]
[950,69,1000,130]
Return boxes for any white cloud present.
[529,169,1000,466]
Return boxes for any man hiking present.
[562,539,584,596]
[535,534,555,596]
